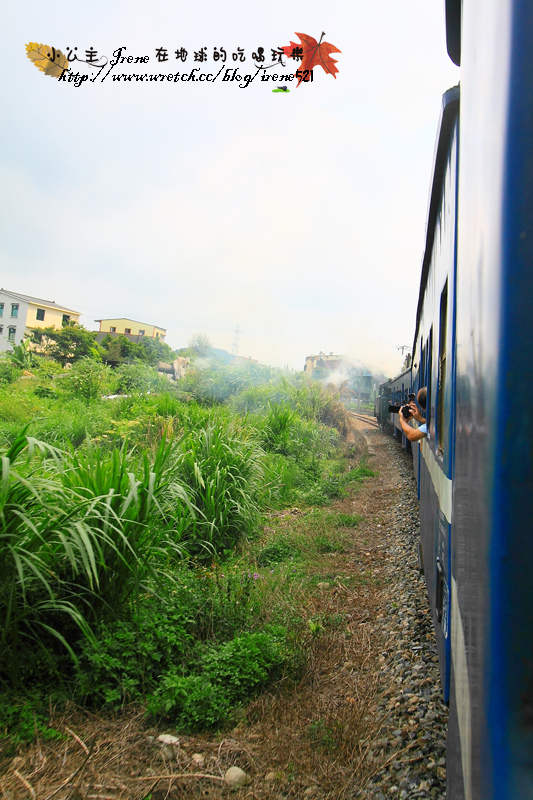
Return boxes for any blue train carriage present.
[374,376,413,438]
[409,83,459,718]
[413,0,533,795]
[387,368,414,447]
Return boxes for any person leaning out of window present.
[398,387,427,442]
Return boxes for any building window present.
[8,327,16,341]
[0,303,3,318]
[155,331,160,338]
[124,328,131,335]
[0,325,3,334]
[36,308,45,321]
[62,314,70,325]
[139,330,145,336]
[110,326,116,333]
[11,304,19,318]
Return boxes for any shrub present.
[0,361,20,385]
[148,627,287,729]
[114,363,164,394]
[63,358,112,401]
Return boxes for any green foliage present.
[114,362,164,394]
[0,353,378,728]
[176,424,264,556]
[0,693,64,747]
[331,512,364,528]
[147,627,287,729]
[100,334,176,366]
[6,337,38,370]
[58,437,193,621]
[257,537,301,567]
[0,361,20,385]
[262,402,297,455]
[30,322,102,365]
[179,362,276,405]
[63,358,113,401]
[313,532,346,554]
[77,602,194,705]
[0,430,97,688]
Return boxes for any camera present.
[388,393,416,419]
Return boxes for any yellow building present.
[95,318,166,341]
[304,352,345,375]
[0,289,80,352]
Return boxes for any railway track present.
[349,412,380,429]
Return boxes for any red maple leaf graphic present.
[281,31,341,86]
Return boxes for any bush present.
[114,363,164,394]
[147,627,287,729]
[0,361,20,385]
[63,358,112,401]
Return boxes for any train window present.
[437,282,448,453]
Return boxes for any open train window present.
[437,282,448,454]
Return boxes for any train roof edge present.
[445,0,462,65]
[412,85,460,355]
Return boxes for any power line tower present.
[231,325,240,356]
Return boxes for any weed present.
[257,537,301,567]
[0,693,65,747]
[314,533,346,554]
[333,512,364,528]
[147,627,287,730]
[308,719,337,753]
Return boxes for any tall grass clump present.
[176,424,264,557]
[0,430,98,688]
[57,437,194,621]
[0,429,198,688]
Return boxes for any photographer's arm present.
[398,409,426,441]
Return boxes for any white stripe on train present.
[419,438,472,799]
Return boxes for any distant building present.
[350,373,373,401]
[0,289,80,352]
[304,352,345,375]
[95,318,166,343]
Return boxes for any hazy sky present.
[2,1,459,374]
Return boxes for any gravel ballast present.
[351,423,448,800]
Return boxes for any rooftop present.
[95,318,166,331]
[0,288,80,314]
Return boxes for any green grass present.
[0,365,377,733]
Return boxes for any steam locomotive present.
[375,1,533,797]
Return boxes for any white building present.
[0,289,81,353]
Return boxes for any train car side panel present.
[411,91,459,705]
[450,0,533,797]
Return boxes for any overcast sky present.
[2,0,459,375]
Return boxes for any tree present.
[188,333,212,349]
[30,322,102,366]
[100,335,177,366]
